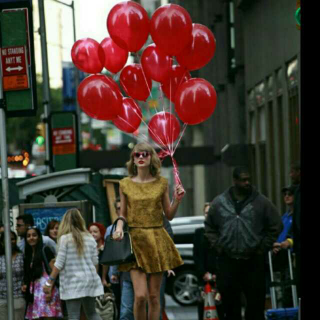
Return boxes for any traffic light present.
[35,123,45,146]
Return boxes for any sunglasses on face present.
[133,151,150,158]
[284,192,293,197]
[16,224,25,227]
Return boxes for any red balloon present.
[160,65,191,102]
[150,4,193,56]
[176,24,216,71]
[113,98,142,133]
[100,37,128,74]
[175,78,217,125]
[77,75,123,120]
[107,1,149,52]
[141,44,172,83]
[71,38,105,74]
[120,64,152,101]
[148,112,181,146]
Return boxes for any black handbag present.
[100,217,135,266]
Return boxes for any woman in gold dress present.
[113,142,185,320]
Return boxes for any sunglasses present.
[283,192,293,197]
[133,151,150,158]
[27,226,37,230]
[16,224,25,227]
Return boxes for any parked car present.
[165,215,205,306]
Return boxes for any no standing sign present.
[0,0,37,117]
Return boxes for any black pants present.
[216,254,266,320]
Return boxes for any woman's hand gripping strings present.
[162,184,186,221]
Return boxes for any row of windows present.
[247,58,300,211]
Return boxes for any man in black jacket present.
[205,167,282,320]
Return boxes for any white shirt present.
[54,232,104,300]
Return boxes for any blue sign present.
[25,206,76,234]
[62,62,85,111]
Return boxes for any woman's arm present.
[162,185,185,221]
[114,187,128,240]
[43,265,61,295]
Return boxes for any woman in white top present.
[43,208,104,320]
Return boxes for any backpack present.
[95,288,118,320]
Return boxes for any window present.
[258,106,267,196]
[255,82,267,196]
[288,87,300,163]
[287,58,300,163]
[255,82,265,107]
[276,68,283,96]
[267,100,276,204]
[267,76,273,101]
[277,96,286,213]
[227,0,236,81]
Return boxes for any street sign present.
[49,111,79,172]
[1,46,28,76]
[0,0,37,117]
[52,127,76,155]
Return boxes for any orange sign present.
[3,74,29,91]
[52,127,76,155]
[52,144,76,155]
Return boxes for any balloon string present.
[135,52,155,106]
[173,123,187,155]
[116,118,167,153]
[158,85,172,155]
[117,110,168,153]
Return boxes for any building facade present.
[170,0,300,214]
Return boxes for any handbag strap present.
[110,217,128,235]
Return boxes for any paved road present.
[164,295,198,320]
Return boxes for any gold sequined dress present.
[118,176,184,273]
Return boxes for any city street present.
[164,295,197,320]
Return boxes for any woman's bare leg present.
[130,269,148,320]
[147,272,164,320]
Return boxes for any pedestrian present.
[16,214,57,254]
[88,222,107,279]
[107,197,176,320]
[0,231,26,320]
[43,208,104,320]
[270,186,295,308]
[289,162,301,299]
[44,220,60,243]
[22,226,63,319]
[103,198,122,318]
[113,142,184,320]
[205,166,283,320]
[193,202,224,320]
[273,186,295,254]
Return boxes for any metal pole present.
[288,250,298,308]
[0,79,14,320]
[38,0,52,173]
[71,0,82,149]
[268,251,277,309]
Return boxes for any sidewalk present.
[165,295,197,320]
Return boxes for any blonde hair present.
[126,142,161,177]
[57,208,90,256]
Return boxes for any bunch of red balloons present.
[72,1,217,147]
